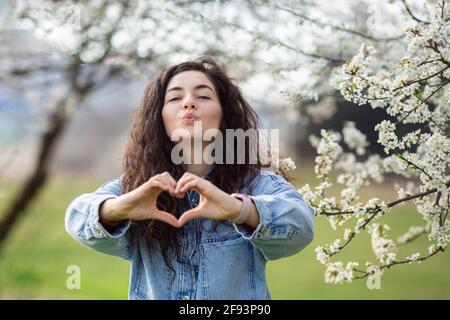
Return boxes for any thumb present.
[178,207,204,227]
[153,210,181,228]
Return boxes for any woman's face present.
[162,70,222,141]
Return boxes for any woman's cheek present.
[204,103,222,128]
[162,107,177,137]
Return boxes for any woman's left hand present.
[174,172,243,227]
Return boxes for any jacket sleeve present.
[232,172,315,261]
[64,177,133,261]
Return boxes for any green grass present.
[0,170,448,299]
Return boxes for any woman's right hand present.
[100,172,182,228]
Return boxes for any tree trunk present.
[0,91,82,251]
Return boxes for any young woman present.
[65,57,315,300]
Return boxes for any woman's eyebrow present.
[166,84,214,94]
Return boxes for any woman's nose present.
[182,99,197,110]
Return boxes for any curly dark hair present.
[120,56,276,279]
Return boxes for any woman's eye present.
[168,96,209,102]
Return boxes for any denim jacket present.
[65,170,315,300]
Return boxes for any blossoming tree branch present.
[296,0,449,284]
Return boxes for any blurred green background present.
[0,166,448,299]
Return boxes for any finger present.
[174,172,192,193]
[145,173,174,191]
[149,179,173,195]
[153,210,180,228]
[143,176,168,192]
[176,175,206,194]
[156,176,179,197]
[174,174,191,195]
[178,207,204,227]
[161,172,184,198]
[178,179,199,194]
[160,172,177,190]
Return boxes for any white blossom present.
[315,246,331,265]
[374,120,398,154]
[343,228,352,241]
[368,223,398,265]
[398,225,429,244]
[279,157,296,173]
[406,252,421,263]
[324,261,359,284]
[342,121,369,155]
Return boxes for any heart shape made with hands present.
[153,188,198,229]
[148,172,242,229]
